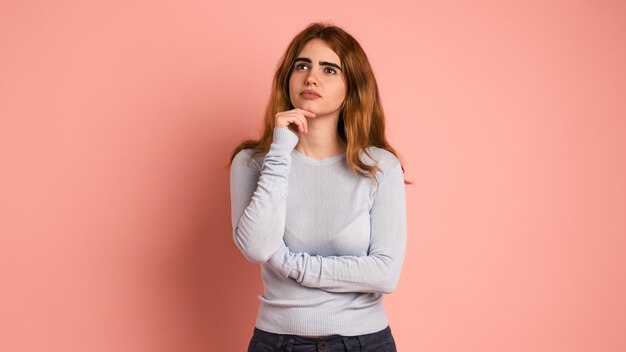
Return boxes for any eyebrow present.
[294,57,342,71]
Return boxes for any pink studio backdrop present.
[1,0,625,351]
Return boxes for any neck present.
[295,113,346,159]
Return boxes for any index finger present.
[294,108,317,118]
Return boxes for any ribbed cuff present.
[272,127,299,152]
[266,245,292,279]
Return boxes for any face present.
[288,39,346,117]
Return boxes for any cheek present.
[288,78,296,100]
[332,83,347,103]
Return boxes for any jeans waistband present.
[252,325,392,346]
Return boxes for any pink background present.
[1,0,625,351]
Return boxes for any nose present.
[305,69,318,86]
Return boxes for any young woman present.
[228,22,410,352]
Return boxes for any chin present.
[297,103,317,113]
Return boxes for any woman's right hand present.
[275,108,316,136]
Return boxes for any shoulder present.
[362,146,401,170]
[232,148,264,174]
[363,146,404,189]
[361,146,404,187]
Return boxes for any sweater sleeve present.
[229,127,299,263]
[266,159,407,294]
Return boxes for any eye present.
[295,63,308,70]
[325,67,337,74]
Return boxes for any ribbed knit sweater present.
[229,127,407,336]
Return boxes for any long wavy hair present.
[226,22,411,185]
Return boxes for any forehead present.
[297,39,341,65]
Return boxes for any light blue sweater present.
[229,127,407,336]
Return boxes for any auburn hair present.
[226,22,412,185]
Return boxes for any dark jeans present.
[247,325,397,352]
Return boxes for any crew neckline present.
[291,148,346,165]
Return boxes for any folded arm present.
[267,160,407,294]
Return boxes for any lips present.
[301,89,321,97]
